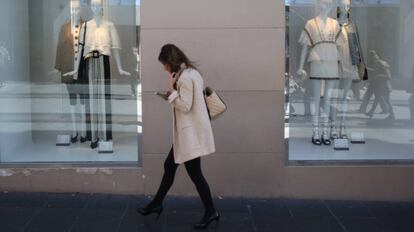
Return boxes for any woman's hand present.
[167,72,177,93]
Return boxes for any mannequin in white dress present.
[297,0,344,145]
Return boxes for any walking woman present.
[366,50,395,120]
[136,44,219,229]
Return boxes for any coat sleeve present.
[168,74,194,113]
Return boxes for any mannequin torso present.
[298,16,343,78]
[83,19,120,57]
[297,0,344,79]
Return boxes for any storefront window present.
[286,0,414,162]
[0,0,140,164]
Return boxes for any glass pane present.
[286,0,414,161]
[0,0,141,163]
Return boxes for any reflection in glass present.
[0,0,140,163]
[286,0,414,161]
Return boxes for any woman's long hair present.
[158,44,197,73]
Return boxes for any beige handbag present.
[175,63,226,120]
[204,87,227,120]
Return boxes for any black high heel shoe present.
[71,133,78,143]
[90,140,99,149]
[80,136,87,143]
[193,211,220,230]
[136,205,163,220]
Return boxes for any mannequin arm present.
[63,51,82,77]
[296,45,308,77]
[63,69,78,77]
[49,70,60,76]
[113,49,131,76]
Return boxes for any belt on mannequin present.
[310,41,336,49]
[85,50,103,59]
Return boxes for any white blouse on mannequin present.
[82,20,121,57]
[299,17,344,79]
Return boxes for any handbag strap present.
[79,22,87,56]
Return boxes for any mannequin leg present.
[304,80,312,116]
[311,80,322,145]
[340,79,352,138]
[321,80,338,145]
[89,60,99,148]
[342,79,352,101]
[70,104,78,143]
[80,104,87,141]
[330,79,351,139]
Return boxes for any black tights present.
[148,147,216,215]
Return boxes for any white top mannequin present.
[297,0,344,79]
[64,0,130,77]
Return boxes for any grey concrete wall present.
[1,0,414,201]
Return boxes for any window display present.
[0,0,140,164]
[286,0,414,161]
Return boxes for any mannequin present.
[64,0,130,149]
[55,0,87,143]
[335,0,366,138]
[297,0,344,145]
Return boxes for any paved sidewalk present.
[0,192,413,232]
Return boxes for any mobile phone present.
[154,91,169,101]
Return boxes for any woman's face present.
[163,63,171,73]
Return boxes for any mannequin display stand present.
[334,138,350,150]
[350,132,365,144]
[296,0,344,146]
[56,135,71,146]
[98,141,114,153]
